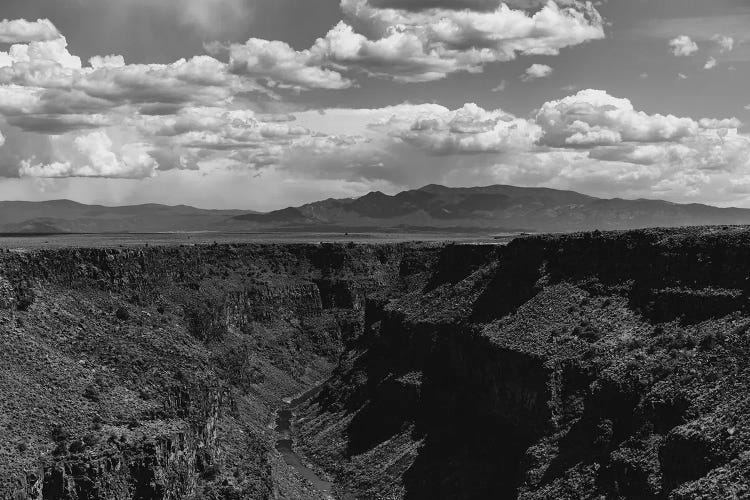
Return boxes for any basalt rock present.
[7,230,750,499]
[296,227,750,499]
[0,243,441,500]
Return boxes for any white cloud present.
[535,89,704,147]
[19,131,157,178]
[711,34,734,53]
[370,102,541,155]
[521,63,553,81]
[669,35,698,57]
[704,57,717,70]
[0,19,312,179]
[275,90,750,206]
[224,0,604,86]
[226,38,352,90]
[0,19,60,44]
[1,17,749,208]
[491,80,507,92]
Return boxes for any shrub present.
[201,464,222,481]
[115,307,130,321]
[573,323,602,342]
[15,281,35,311]
[625,336,645,351]
[83,434,100,447]
[50,424,69,443]
[68,440,85,454]
[183,294,226,341]
[699,332,726,351]
[83,384,101,402]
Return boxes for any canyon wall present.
[0,243,440,499]
[4,228,750,499]
[297,228,750,499]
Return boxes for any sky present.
[0,0,749,210]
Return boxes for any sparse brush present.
[83,383,101,402]
[115,307,130,321]
[50,424,69,443]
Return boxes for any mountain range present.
[4,184,750,234]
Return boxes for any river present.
[275,382,341,500]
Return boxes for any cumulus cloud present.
[704,56,717,70]
[535,89,707,147]
[0,18,316,179]
[19,131,157,178]
[223,0,604,86]
[278,90,750,205]
[711,34,734,53]
[0,36,251,114]
[0,18,60,44]
[1,17,749,207]
[669,35,698,56]
[225,38,352,90]
[371,102,541,154]
[0,27,266,139]
[521,63,553,81]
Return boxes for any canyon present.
[2,227,750,499]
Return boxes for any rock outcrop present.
[296,227,750,499]
[0,243,440,499]
[5,228,750,499]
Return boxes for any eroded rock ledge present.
[297,227,750,499]
[0,243,440,499]
[4,228,750,499]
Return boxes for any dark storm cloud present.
[5,114,109,134]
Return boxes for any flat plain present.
[0,232,516,249]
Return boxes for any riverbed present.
[275,383,338,499]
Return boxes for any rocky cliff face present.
[5,229,750,499]
[296,228,750,499]
[0,243,441,500]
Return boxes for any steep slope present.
[296,228,750,499]
[231,185,750,233]
[7,231,750,500]
[0,243,441,499]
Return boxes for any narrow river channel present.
[275,382,339,500]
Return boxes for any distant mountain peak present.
[4,184,750,234]
[228,184,750,233]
